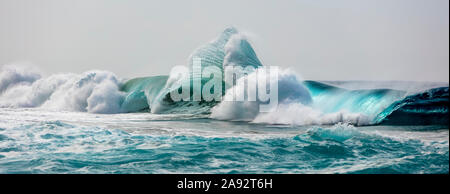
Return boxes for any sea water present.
[0,108,447,174]
[0,27,448,173]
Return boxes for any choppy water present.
[0,27,448,174]
[0,108,447,174]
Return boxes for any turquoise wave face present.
[303,81,449,125]
[120,76,169,112]
[374,87,449,125]
[118,27,267,114]
[0,115,447,174]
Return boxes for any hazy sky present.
[1,0,448,81]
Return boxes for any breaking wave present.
[0,27,448,126]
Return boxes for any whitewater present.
[0,28,448,173]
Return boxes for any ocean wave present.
[0,27,448,126]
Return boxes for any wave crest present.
[0,65,125,114]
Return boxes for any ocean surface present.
[0,27,448,173]
[0,108,448,174]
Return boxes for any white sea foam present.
[211,68,371,126]
[252,103,370,126]
[0,63,41,93]
[0,64,125,113]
